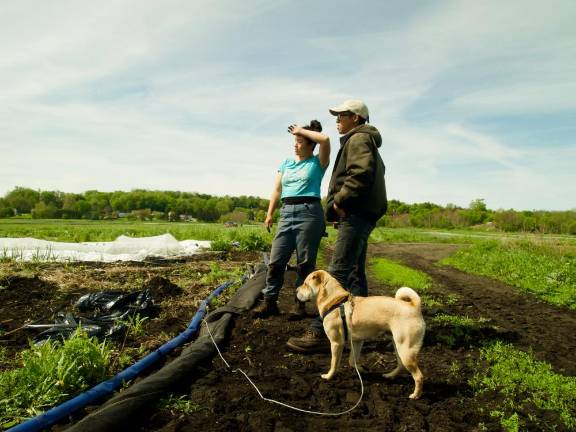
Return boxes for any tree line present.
[1,187,575,235]
[383,199,576,235]
[0,187,269,223]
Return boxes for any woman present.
[253,120,330,318]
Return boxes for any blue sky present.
[1,0,575,210]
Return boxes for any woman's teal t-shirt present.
[279,155,326,199]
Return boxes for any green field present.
[0,219,270,242]
[370,226,576,245]
[1,219,575,310]
[2,220,575,431]
[2,219,574,245]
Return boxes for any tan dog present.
[296,270,425,399]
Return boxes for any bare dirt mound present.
[0,275,71,359]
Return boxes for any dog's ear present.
[311,271,322,283]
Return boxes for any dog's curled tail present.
[395,287,421,309]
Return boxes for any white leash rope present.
[202,318,364,416]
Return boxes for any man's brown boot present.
[286,329,330,353]
[287,300,307,321]
[251,297,280,318]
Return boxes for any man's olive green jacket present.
[325,124,387,223]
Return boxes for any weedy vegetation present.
[368,257,460,309]
[209,230,270,252]
[470,341,576,431]
[199,262,251,308]
[159,394,204,414]
[119,314,149,339]
[430,313,494,347]
[201,262,247,286]
[441,240,576,310]
[369,257,431,291]
[0,329,113,429]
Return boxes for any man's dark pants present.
[310,213,375,335]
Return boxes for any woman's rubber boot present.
[252,297,280,318]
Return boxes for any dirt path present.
[370,243,576,376]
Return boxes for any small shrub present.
[237,231,269,251]
[0,329,112,427]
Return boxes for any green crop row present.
[441,240,576,310]
[471,341,576,431]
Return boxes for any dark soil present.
[2,244,575,431]
[144,243,576,432]
[0,250,260,367]
[0,275,70,357]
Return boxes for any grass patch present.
[315,242,328,269]
[159,394,205,414]
[200,263,251,308]
[0,329,112,428]
[429,314,494,347]
[369,257,444,307]
[432,313,490,327]
[200,262,247,286]
[369,257,431,291]
[441,240,576,310]
[470,341,576,431]
[209,230,271,252]
[118,314,149,339]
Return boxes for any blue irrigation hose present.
[8,280,234,432]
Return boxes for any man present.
[286,99,387,352]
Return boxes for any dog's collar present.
[320,290,351,320]
[321,296,348,320]
[321,300,350,342]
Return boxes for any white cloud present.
[1,0,575,210]
[451,83,576,114]
[0,0,271,102]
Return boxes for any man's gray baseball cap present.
[329,99,369,122]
